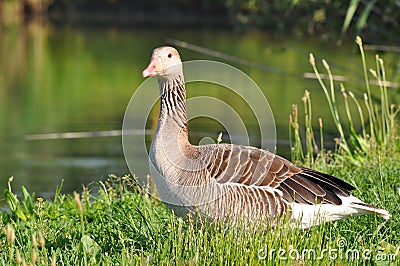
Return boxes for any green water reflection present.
[0,21,398,196]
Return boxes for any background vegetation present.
[2,0,400,42]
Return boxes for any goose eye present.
[168,53,172,58]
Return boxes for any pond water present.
[1,21,398,197]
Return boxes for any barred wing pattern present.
[202,143,356,218]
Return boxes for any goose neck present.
[157,74,188,130]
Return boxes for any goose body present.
[143,46,390,229]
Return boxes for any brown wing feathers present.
[299,167,355,195]
[278,166,355,205]
[207,144,355,207]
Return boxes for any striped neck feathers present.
[158,74,188,129]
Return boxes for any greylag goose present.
[143,46,390,229]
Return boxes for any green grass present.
[0,158,399,265]
[1,36,399,265]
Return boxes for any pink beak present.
[142,57,159,77]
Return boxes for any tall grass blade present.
[355,0,378,34]
[356,36,376,141]
[339,0,360,43]
[348,91,366,139]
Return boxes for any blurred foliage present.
[225,0,400,41]
[2,0,400,41]
[49,0,226,14]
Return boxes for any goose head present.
[142,46,183,80]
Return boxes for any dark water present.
[1,21,398,197]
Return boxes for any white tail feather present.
[291,195,390,229]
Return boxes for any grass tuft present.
[291,36,399,167]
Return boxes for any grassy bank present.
[0,155,399,265]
